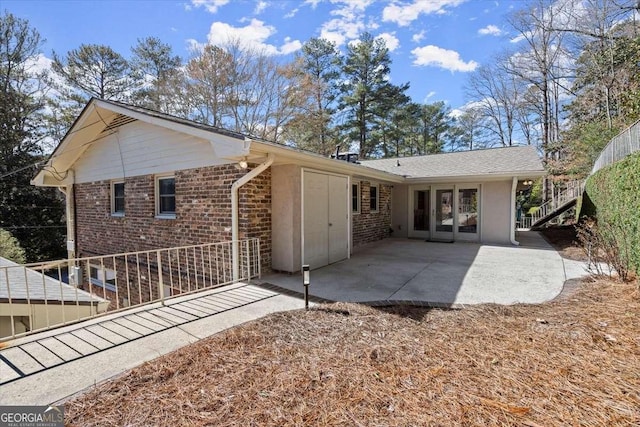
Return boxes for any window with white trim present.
[352,182,360,214]
[89,265,116,292]
[111,180,125,216]
[369,184,379,213]
[156,175,176,217]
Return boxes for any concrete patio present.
[0,231,589,406]
[261,231,588,306]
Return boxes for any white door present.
[328,174,348,263]
[431,185,455,241]
[303,171,349,269]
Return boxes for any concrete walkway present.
[262,231,589,307]
[0,283,305,406]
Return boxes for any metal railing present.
[591,119,640,174]
[518,216,533,229]
[529,180,584,227]
[0,238,261,341]
[519,117,638,229]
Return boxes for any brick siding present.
[352,182,392,248]
[74,163,271,271]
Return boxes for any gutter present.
[510,176,520,246]
[231,152,275,281]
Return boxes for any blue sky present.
[4,0,524,110]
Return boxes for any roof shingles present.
[0,257,106,304]
[361,146,544,179]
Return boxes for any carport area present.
[261,231,588,306]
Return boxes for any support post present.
[157,251,165,305]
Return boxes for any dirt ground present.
[65,277,640,426]
[539,224,586,261]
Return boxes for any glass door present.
[457,187,479,241]
[432,187,454,241]
[410,189,430,239]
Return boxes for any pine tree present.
[339,33,409,159]
[0,12,66,262]
[131,36,183,114]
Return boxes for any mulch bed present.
[65,278,639,426]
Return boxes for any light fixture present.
[302,264,310,310]
[523,180,533,186]
[238,157,248,169]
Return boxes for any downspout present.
[510,176,520,246]
[56,169,76,259]
[58,170,78,284]
[231,153,275,281]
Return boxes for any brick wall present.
[352,182,392,248]
[74,163,271,271]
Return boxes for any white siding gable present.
[73,121,235,183]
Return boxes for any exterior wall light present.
[238,158,248,169]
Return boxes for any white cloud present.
[190,0,229,14]
[284,7,299,18]
[376,32,400,52]
[254,1,269,14]
[412,30,425,43]
[206,19,301,55]
[280,37,302,55]
[450,100,484,118]
[509,33,526,43]
[318,0,375,46]
[304,0,322,8]
[186,38,205,53]
[382,0,467,27]
[320,19,364,46]
[411,45,478,72]
[478,24,503,36]
[425,91,436,100]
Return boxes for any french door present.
[432,186,454,241]
[409,185,479,242]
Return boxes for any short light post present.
[302,264,310,310]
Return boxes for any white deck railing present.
[518,216,533,229]
[528,180,584,227]
[0,239,261,341]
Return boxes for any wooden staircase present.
[530,181,584,230]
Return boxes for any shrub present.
[0,228,27,264]
[583,151,640,280]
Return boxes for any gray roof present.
[361,146,544,179]
[0,257,106,305]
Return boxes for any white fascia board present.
[33,104,104,187]
[249,141,405,183]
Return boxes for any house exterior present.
[33,98,545,278]
[0,257,108,339]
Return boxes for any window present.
[89,265,116,292]
[352,182,360,214]
[156,176,176,217]
[111,181,125,216]
[369,184,379,212]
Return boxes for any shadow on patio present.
[260,231,580,307]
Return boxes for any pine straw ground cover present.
[66,279,639,426]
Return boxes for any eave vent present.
[102,114,137,133]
